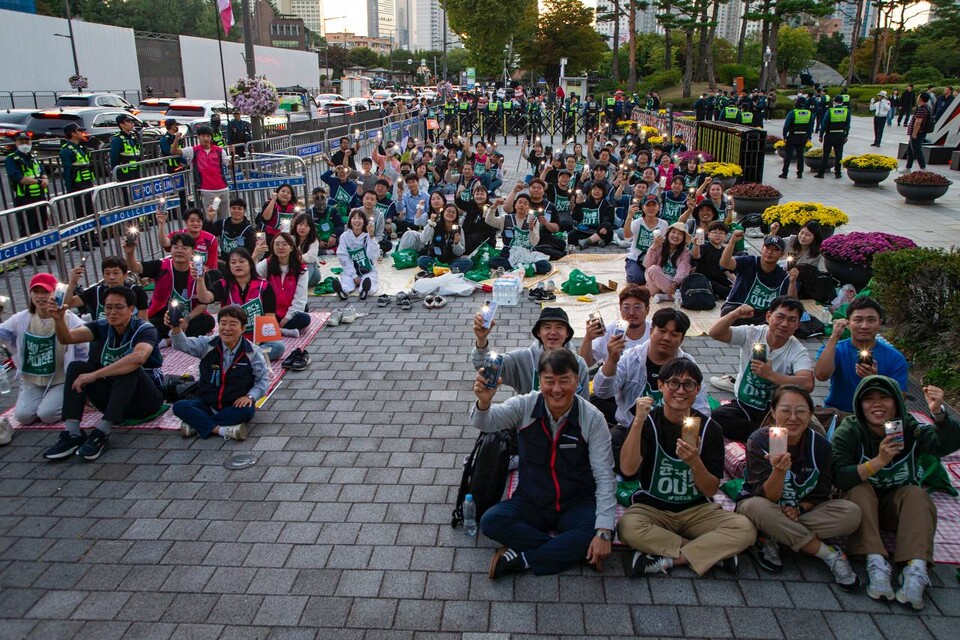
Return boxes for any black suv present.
[26,107,161,155]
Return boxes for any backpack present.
[451,429,517,528]
[795,264,837,304]
[680,273,716,310]
[161,374,199,402]
[793,311,826,339]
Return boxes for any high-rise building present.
[277,0,323,36]
[592,1,659,44]
[412,0,460,51]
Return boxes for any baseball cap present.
[116,114,132,124]
[164,118,179,128]
[63,123,86,137]
[641,194,660,206]
[15,132,30,141]
[763,235,786,251]
[29,273,58,293]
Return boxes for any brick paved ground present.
[1,116,958,639]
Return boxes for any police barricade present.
[629,108,699,150]
[696,121,766,182]
[230,154,308,224]
[0,202,60,314]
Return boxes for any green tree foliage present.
[40,0,241,40]
[815,32,849,70]
[349,47,379,69]
[776,25,816,81]
[516,0,607,83]
[442,0,537,77]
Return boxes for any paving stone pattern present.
[1,117,959,639]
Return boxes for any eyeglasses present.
[770,313,800,325]
[103,304,129,312]
[664,379,699,392]
[774,407,810,417]
[620,304,646,313]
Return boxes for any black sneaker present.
[281,348,301,369]
[488,547,526,579]
[629,552,671,577]
[291,349,311,371]
[715,554,740,575]
[359,278,371,300]
[332,280,348,301]
[76,429,109,461]
[43,431,86,460]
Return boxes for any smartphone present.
[480,300,498,329]
[768,427,788,457]
[752,342,767,363]
[483,353,503,389]
[885,420,904,450]
[588,311,605,335]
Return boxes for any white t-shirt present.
[729,325,813,411]
[591,319,651,365]
[627,217,668,262]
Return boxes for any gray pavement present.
[1,116,959,639]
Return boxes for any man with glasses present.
[613,358,756,576]
[43,287,164,461]
[708,296,815,442]
[594,308,711,430]
[309,186,344,254]
[579,284,652,368]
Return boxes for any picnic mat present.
[7,311,330,432]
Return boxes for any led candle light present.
[652,229,663,239]
[752,342,767,363]
[884,419,904,450]
[858,349,873,366]
[125,225,139,246]
[688,187,696,196]
[768,426,788,456]
[681,416,701,447]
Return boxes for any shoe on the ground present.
[281,348,302,369]
[76,428,108,461]
[630,552,671,577]
[359,278,371,300]
[424,295,437,309]
[291,349,311,371]
[814,174,824,179]
[826,548,859,590]
[327,309,343,327]
[219,424,248,441]
[489,547,526,579]
[280,328,300,338]
[715,554,739,575]
[543,280,557,292]
[778,173,788,179]
[180,421,197,438]
[0,416,12,446]
[866,555,895,601]
[797,173,803,179]
[749,537,783,573]
[332,279,348,300]
[835,173,842,179]
[578,238,589,250]
[341,306,358,324]
[43,430,86,460]
[433,295,447,309]
[896,563,930,610]
[377,294,391,307]
[415,270,431,280]
[710,374,737,392]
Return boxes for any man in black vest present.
[473,348,616,578]
[816,95,851,179]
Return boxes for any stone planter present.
[804,155,835,171]
[716,176,737,190]
[765,141,778,154]
[894,180,951,204]
[846,168,891,187]
[773,223,836,239]
[731,195,782,216]
[824,256,872,291]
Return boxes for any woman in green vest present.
[0,273,88,425]
[832,376,958,610]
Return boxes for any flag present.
[217,0,235,34]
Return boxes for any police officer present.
[442,96,457,133]
[110,114,141,182]
[5,133,50,259]
[484,96,500,143]
[59,123,96,222]
[720,100,742,124]
[501,95,515,138]
[694,94,708,121]
[816,95,851,180]
[603,93,618,136]
[779,99,814,179]
[209,113,227,148]
[753,91,767,128]
[564,94,579,141]
[457,92,471,135]
[227,111,252,158]
[159,119,187,175]
[583,93,600,135]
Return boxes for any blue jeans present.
[259,340,285,361]
[417,255,474,273]
[282,311,311,331]
[172,397,256,438]
[625,257,646,284]
[487,175,503,194]
[480,495,597,576]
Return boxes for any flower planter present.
[824,256,872,291]
[772,223,836,239]
[732,195,783,216]
[846,168,891,187]
[895,181,951,204]
[717,177,737,190]
[776,148,785,159]
[804,155,835,171]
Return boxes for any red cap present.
[29,272,58,292]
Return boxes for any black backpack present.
[680,273,717,310]
[451,429,517,529]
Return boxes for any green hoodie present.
[831,374,959,491]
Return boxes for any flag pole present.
[215,1,231,113]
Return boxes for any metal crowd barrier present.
[696,121,767,182]
[230,153,308,215]
[0,202,59,314]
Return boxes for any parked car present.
[0,109,36,154]
[370,90,395,106]
[55,92,137,112]
[25,107,161,154]
[160,99,231,134]
[317,102,356,118]
[315,93,345,108]
[346,97,371,111]
[136,98,179,126]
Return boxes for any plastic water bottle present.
[673,289,682,310]
[0,366,10,395]
[463,494,477,536]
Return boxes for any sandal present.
[424,295,437,309]
[399,298,412,311]
[433,296,447,308]
[377,294,391,307]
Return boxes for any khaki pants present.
[736,497,862,552]
[201,188,230,220]
[617,502,757,575]
[841,483,936,563]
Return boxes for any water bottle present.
[673,289,682,310]
[0,366,10,395]
[463,494,477,536]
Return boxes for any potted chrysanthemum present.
[761,201,849,238]
[821,232,918,290]
[894,170,952,204]
[840,154,898,187]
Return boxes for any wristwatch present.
[932,404,947,421]
[595,529,613,542]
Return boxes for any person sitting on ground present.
[471,306,590,399]
[736,385,862,587]
[354,190,393,257]
[65,256,148,320]
[660,176,689,225]
[156,207,219,272]
[474,348,616,578]
[255,232,311,335]
[815,297,908,416]
[708,297,815,442]
[682,199,725,239]
[370,180,397,241]
[170,305,270,442]
[256,183,299,242]
[290,211,322,289]
[767,220,824,270]
[569,181,615,250]
[125,232,215,342]
[579,284,652,369]
[623,194,669,285]
[394,173,430,236]
[321,166,360,222]
[643,222,693,303]
[332,210,380,301]
[43,287,164,461]
[614,358,757,577]
[458,183,496,255]
[309,187,344,255]
[503,178,572,260]
[484,194,552,276]
[691,221,735,299]
[203,198,256,269]
[0,273,88,426]
[832,378,958,610]
[417,203,472,275]
[594,308,710,429]
[719,231,798,324]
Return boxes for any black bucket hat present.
[532,307,574,345]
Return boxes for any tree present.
[42,0,243,41]
[752,0,834,89]
[325,45,351,79]
[595,1,625,83]
[442,0,537,77]
[776,26,816,84]
[816,32,850,70]
[517,0,606,85]
[349,47,379,69]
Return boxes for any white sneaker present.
[896,563,930,610]
[341,305,358,324]
[710,374,737,392]
[0,416,12,446]
[826,548,859,590]
[653,293,672,303]
[219,424,248,441]
[327,309,343,326]
[866,555,895,601]
[280,328,300,338]
[180,421,197,438]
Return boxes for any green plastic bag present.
[465,267,491,282]
[470,241,499,270]
[920,453,959,496]
[616,480,641,507]
[560,268,599,296]
[391,248,419,270]
[313,277,337,296]
[523,263,535,277]
[721,478,745,500]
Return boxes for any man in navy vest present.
[472,348,616,578]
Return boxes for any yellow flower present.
[647,136,664,144]
[840,154,898,170]
[773,140,813,149]
[699,162,743,178]
[641,125,660,137]
[762,201,850,228]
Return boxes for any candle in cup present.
[768,426,788,456]
[681,416,701,447]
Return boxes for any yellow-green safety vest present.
[9,153,44,198]
[63,141,94,184]
[113,133,140,173]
